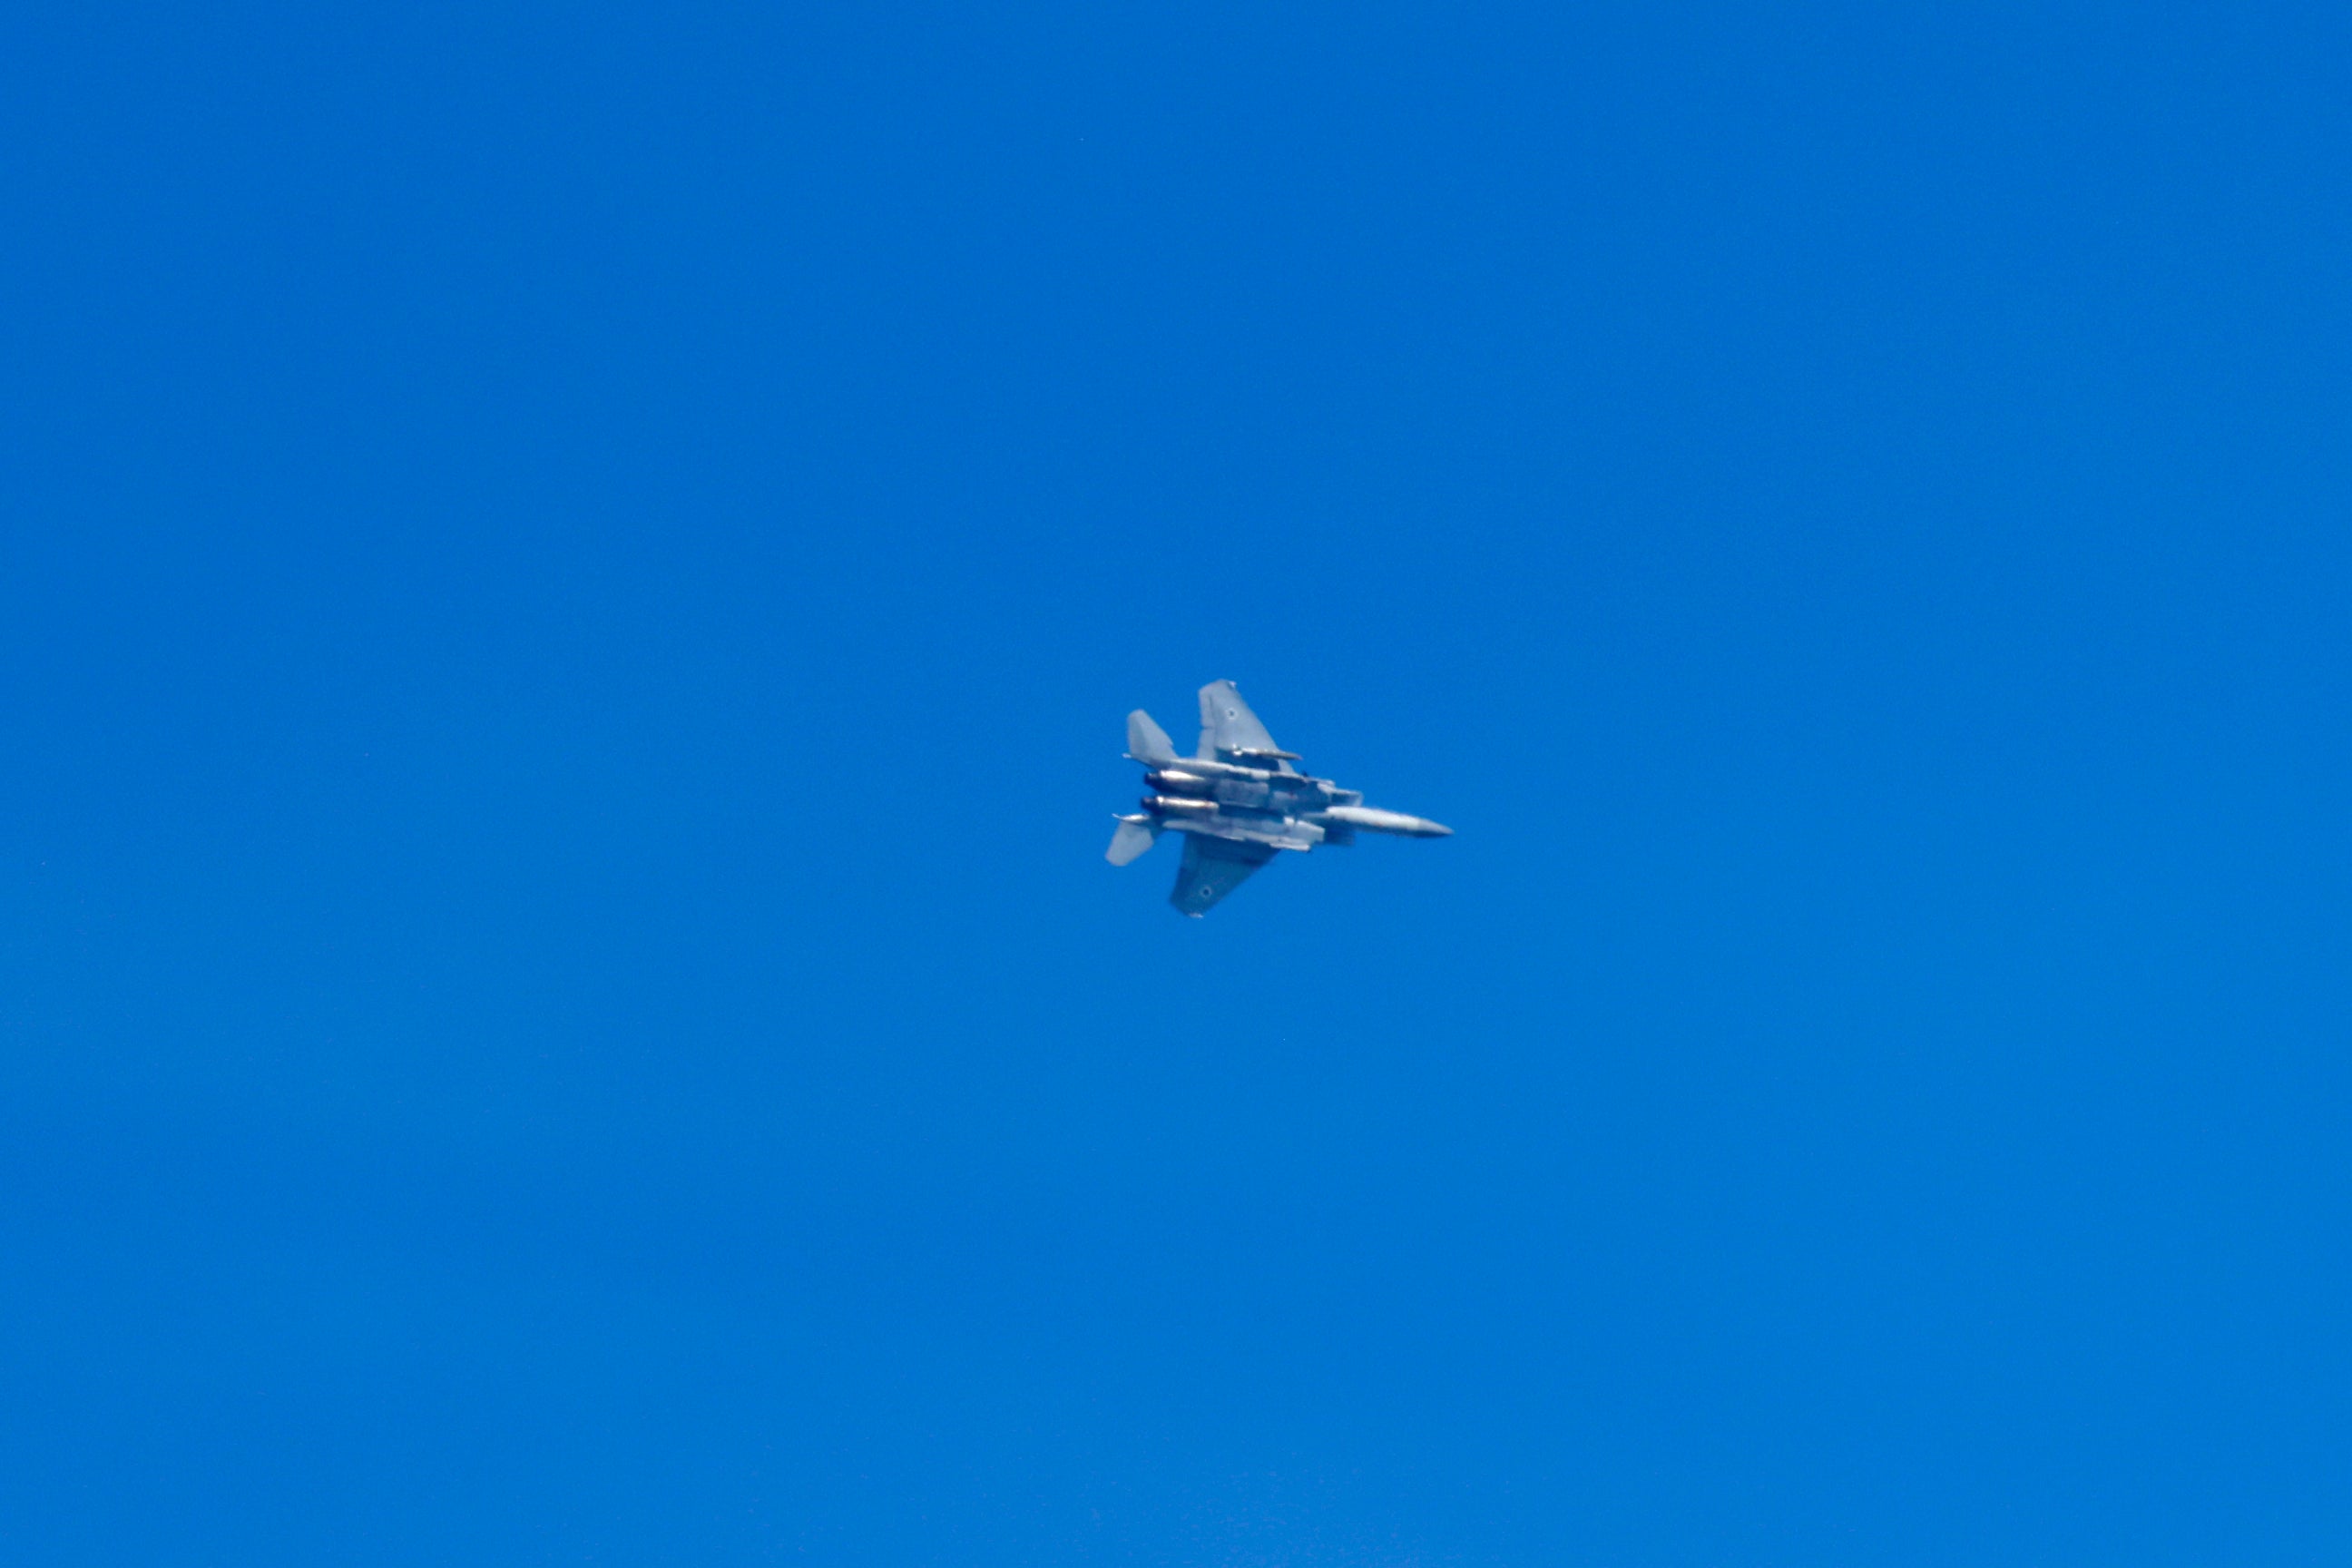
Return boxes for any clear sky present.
[5,3,2348,1563]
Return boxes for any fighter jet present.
[1107,680,1451,916]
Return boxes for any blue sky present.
[5,2,2349,1562]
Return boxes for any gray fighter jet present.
[1108,680,1451,916]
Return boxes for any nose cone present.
[1318,805,1452,838]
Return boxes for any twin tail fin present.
[1126,710,1179,766]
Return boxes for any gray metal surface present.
[1170,833,1278,916]
[1106,680,1451,916]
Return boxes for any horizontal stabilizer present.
[1126,710,1178,766]
[1106,815,1161,866]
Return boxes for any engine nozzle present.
[1143,769,1215,796]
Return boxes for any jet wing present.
[1170,832,1278,916]
[1196,680,1297,769]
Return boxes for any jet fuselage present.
[1107,681,1451,913]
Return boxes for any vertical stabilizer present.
[1127,710,1178,765]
